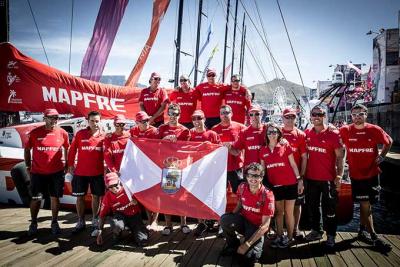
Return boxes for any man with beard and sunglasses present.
[139,72,169,127]
[25,109,69,236]
[130,111,159,139]
[304,105,345,249]
[339,104,392,252]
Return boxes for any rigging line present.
[68,0,74,74]
[238,0,286,80]
[26,0,50,66]
[276,0,310,109]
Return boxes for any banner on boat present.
[119,138,228,220]
[0,43,141,118]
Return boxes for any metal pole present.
[240,25,246,81]
[239,13,246,77]
[222,0,230,83]
[230,0,238,78]
[194,0,203,87]
[174,0,184,87]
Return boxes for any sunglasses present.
[46,116,59,120]
[311,112,325,117]
[249,112,261,117]
[220,111,231,115]
[192,116,203,121]
[153,77,161,81]
[267,130,279,135]
[247,173,262,179]
[115,123,125,127]
[108,183,120,189]
[180,79,188,82]
[351,112,367,117]
[168,111,180,117]
[284,115,296,120]
[139,120,149,124]
[207,74,216,78]
[231,79,240,82]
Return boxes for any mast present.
[239,13,245,78]
[174,0,184,87]
[240,25,246,81]
[0,0,9,42]
[222,0,230,83]
[230,0,239,78]
[194,0,203,87]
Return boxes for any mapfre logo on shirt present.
[308,146,327,153]
[349,148,374,153]
[248,145,261,150]
[266,162,285,168]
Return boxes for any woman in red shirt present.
[259,123,303,248]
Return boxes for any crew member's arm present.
[334,147,345,191]
[288,154,303,194]
[67,134,79,174]
[149,102,167,125]
[96,216,106,245]
[300,152,307,178]
[237,215,271,255]
[24,147,31,173]
[103,138,117,172]
[377,134,393,164]
[232,199,242,214]
[139,102,145,112]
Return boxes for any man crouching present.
[220,163,274,265]
[96,172,148,247]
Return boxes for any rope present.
[68,0,74,74]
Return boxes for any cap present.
[150,72,161,79]
[104,172,119,187]
[135,111,150,122]
[207,68,216,75]
[249,105,262,113]
[44,108,59,116]
[192,110,205,118]
[114,114,127,123]
[282,108,297,116]
[179,74,189,80]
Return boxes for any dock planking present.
[0,206,399,266]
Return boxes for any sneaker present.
[112,231,122,243]
[270,235,282,248]
[373,237,392,253]
[27,222,38,236]
[193,223,207,237]
[277,235,293,248]
[293,230,305,241]
[266,228,277,240]
[51,221,61,235]
[92,217,99,229]
[305,230,323,241]
[91,229,99,237]
[220,246,236,256]
[326,235,336,248]
[72,221,86,234]
[162,226,172,236]
[181,225,191,234]
[217,226,224,238]
[357,230,373,244]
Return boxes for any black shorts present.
[271,183,298,201]
[205,117,221,129]
[72,174,105,196]
[351,176,380,204]
[30,170,64,199]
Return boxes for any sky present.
[9,0,400,88]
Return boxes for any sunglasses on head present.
[311,112,325,117]
[249,112,260,117]
[207,74,216,78]
[153,77,161,81]
[351,112,366,117]
[247,173,262,179]
[180,79,188,82]
[220,111,231,115]
[108,183,120,189]
[192,116,203,121]
[46,116,59,120]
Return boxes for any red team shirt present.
[194,82,228,118]
[139,87,169,123]
[237,183,275,226]
[282,128,307,168]
[259,143,297,186]
[130,126,159,139]
[340,123,390,180]
[157,124,190,141]
[232,125,267,167]
[212,122,246,171]
[189,129,221,144]
[68,128,105,176]
[305,128,342,181]
[99,189,141,219]
[26,126,69,174]
[103,131,130,172]
[169,89,198,123]
[222,86,251,124]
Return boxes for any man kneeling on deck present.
[96,172,148,247]
[220,163,275,265]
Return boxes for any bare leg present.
[76,196,85,221]
[164,214,173,228]
[293,204,301,234]
[91,195,101,218]
[50,197,60,222]
[30,199,41,222]
[284,200,296,240]
[275,200,284,236]
[360,201,375,234]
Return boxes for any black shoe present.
[27,222,38,236]
[72,221,86,234]
[357,230,373,244]
[194,223,207,237]
[220,246,236,256]
[373,238,392,253]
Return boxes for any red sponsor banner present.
[0,43,142,119]
[125,0,170,87]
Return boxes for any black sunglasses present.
[249,113,261,117]
[46,116,59,120]
[311,112,325,117]
[115,123,125,127]
[153,77,161,81]
[232,79,240,82]
[180,79,188,82]
[108,183,120,189]
[207,74,216,77]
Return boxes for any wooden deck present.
[0,206,400,266]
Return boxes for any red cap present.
[150,72,161,79]
[104,172,119,187]
[207,68,216,75]
[282,108,297,116]
[44,108,59,116]
[136,111,150,122]
[192,109,205,118]
[114,114,126,123]
[249,105,262,113]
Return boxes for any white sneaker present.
[305,230,323,241]
[91,229,99,237]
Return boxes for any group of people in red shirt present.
[24,69,393,264]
